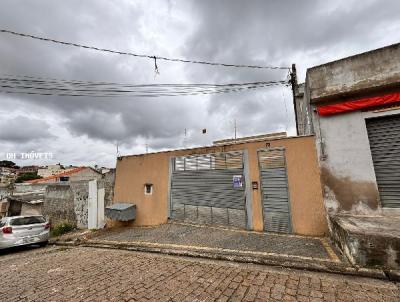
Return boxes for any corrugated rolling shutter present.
[170,151,247,229]
[366,114,400,208]
[258,148,292,233]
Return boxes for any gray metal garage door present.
[258,148,292,233]
[169,151,247,229]
[366,114,400,208]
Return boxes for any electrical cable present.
[0,29,290,70]
[0,74,288,97]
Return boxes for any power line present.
[0,29,290,70]
[0,74,286,87]
[0,83,286,97]
[0,85,284,97]
[0,74,287,97]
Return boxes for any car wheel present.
[39,241,49,247]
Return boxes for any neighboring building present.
[213,132,287,146]
[37,164,76,178]
[1,165,115,230]
[37,164,63,178]
[27,167,102,184]
[41,170,115,228]
[0,200,7,217]
[295,43,400,269]
[16,165,39,175]
[0,167,17,184]
[0,184,10,199]
[93,165,112,174]
[295,42,400,215]
[113,133,327,236]
[100,168,111,174]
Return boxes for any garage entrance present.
[169,151,249,229]
[258,148,292,233]
[366,114,400,208]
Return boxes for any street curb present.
[54,239,388,281]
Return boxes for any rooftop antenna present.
[183,128,187,148]
[234,119,237,141]
[116,142,120,157]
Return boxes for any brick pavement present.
[0,246,398,302]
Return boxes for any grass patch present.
[51,221,75,237]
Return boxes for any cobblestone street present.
[0,246,399,302]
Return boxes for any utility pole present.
[290,63,299,136]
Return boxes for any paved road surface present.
[0,246,398,302]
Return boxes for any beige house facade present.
[113,135,328,236]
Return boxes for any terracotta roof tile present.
[26,167,86,183]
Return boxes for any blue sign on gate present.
[233,175,243,188]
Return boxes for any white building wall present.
[38,164,65,178]
[69,168,102,182]
[313,107,400,214]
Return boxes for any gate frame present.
[257,147,293,233]
[243,150,253,230]
[167,157,174,219]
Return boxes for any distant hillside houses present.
[37,164,76,178]
[0,162,113,185]
[27,167,103,184]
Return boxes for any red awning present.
[317,92,400,116]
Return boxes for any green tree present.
[0,160,18,168]
[15,172,42,183]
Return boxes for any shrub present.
[15,172,42,183]
[51,221,75,237]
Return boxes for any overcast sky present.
[0,0,399,167]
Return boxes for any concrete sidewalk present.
[91,222,340,262]
[53,222,394,279]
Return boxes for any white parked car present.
[0,215,50,249]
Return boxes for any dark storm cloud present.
[181,0,400,137]
[185,0,400,69]
[0,116,54,142]
[0,0,399,166]
[0,0,198,154]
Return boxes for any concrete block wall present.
[42,184,76,226]
[41,177,114,228]
[102,170,115,207]
[70,181,89,228]
[13,183,48,193]
[21,202,43,216]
